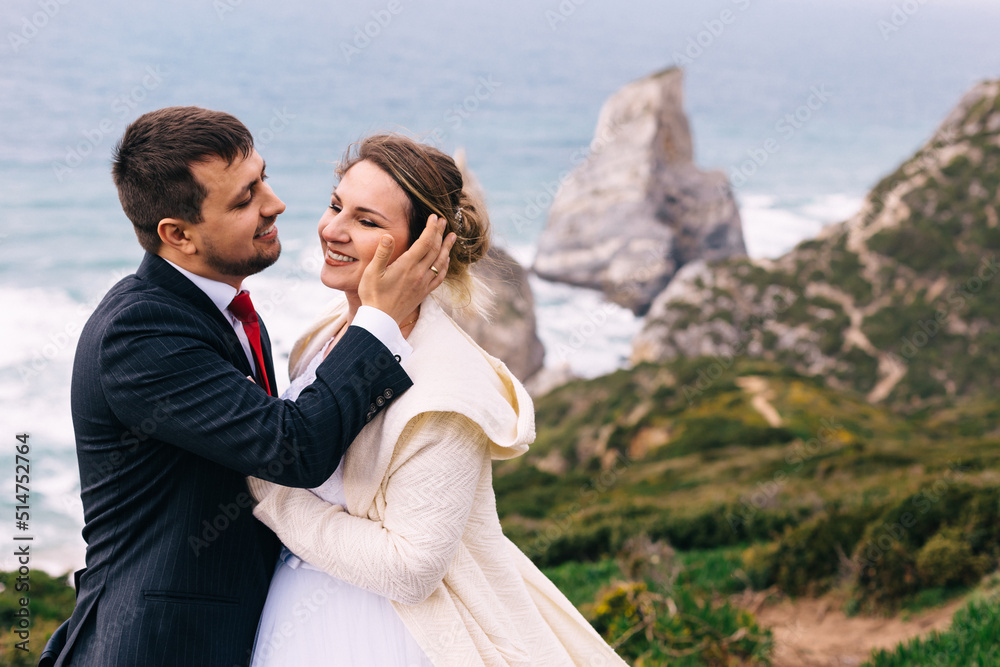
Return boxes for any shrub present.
[669,418,796,456]
[743,510,872,595]
[573,536,774,664]
[915,529,990,589]
[855,539,921,608]
[741,542,780,590]
[649,508,744,550]
[737,485,1000,606]
[647,504,805,553]
[867,225,955,273]
[586,582,773,666]
[853,484,1000,608]
[492,466,584,519]
[527,520,623,568]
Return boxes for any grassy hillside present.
[496,357,1000,614]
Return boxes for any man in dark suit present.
[40,107,455,666]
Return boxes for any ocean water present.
[2,0,999,573]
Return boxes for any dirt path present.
[735,376,783,427]
[735,591,964,666]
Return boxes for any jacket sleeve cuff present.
[352,306,413,363]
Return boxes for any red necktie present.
[228,291,273,396]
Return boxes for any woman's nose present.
[320,210,350,242]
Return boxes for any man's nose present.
[261,183,286,217]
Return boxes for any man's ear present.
[157,218,197,256]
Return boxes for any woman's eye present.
[329,204,342,212]
[360,219,379,228]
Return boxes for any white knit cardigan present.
[247,296,626,667]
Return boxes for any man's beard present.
[202,237,281,279]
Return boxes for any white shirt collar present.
[162,258,244,315]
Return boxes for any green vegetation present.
[541,557,623,608]
[0,570,74,666]
[863,596,1000,667]
[495,352,1000,663]
[543,538,771,666]
[742,482,1000,611]
[588,582,771,666]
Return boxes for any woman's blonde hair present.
[336,133,492,314]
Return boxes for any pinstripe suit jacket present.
[40,252,411,667]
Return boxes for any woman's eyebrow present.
[330,190,389,220]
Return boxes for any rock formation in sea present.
[532,67,746,315]
[446,150,546,384]
[632,79,1000,407]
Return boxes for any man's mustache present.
[256,216,277,234]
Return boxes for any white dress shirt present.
[163,259,412,378]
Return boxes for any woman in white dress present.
[248,134,626,667]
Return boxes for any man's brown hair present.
[112,106,254,252]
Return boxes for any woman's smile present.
[325,248,358,264]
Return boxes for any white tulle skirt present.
[250,548,434,667]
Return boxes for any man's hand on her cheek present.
[358,214,456,326]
